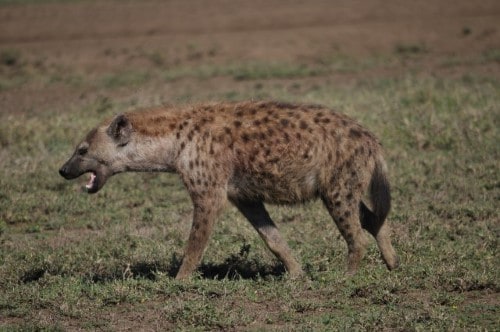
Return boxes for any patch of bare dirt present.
[0,0,499,115]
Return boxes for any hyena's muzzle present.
[59,151,111,194]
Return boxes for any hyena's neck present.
[125,110,185,173]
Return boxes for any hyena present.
[59,101,399,279]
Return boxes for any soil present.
[0,0,499,115]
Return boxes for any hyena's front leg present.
[176,188,226,279]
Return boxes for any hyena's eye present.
[77,147,88,155]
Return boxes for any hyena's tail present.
[360,154,391,235]
[360,154,399,270]
[370,154,391,223]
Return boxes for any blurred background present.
[1,0,498,113]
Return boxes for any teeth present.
[85,173,96,189]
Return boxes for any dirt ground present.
[1,0,499,115]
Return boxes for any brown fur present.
[59,101,399,279]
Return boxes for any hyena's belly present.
[227,168,320,204]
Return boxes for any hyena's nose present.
[59,166,68,178]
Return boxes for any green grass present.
[0,50,400,92]
[1,60,499,329]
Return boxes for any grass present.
[0,51,499,329]
[0,49,406,92]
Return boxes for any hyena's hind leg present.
[321,191,369,275]
[360,202,399,270]
[233,200,304,277]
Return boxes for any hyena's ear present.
[107,114,132,146]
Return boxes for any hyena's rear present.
[59,101,399,279]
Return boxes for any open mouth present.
[84,171,102,194]
[85,172,97,191]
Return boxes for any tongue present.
[86,173,96,189]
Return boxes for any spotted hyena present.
[59,101,399,279]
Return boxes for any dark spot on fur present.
[241,133,250,143]
[176,132,181,139]
[236,110,244,117]
[322,118,331,124]
[283,132,290,143]
[267,128,275,136]
[250,108,257,115]
[296,132,302,140]
[189,161,194,169]
[344,211,351,218]
[262,116,270,123]
[299,120,308,130]
[234,120,242,128]
[346,193,353,200]
[349,128,362,138]
[280,119,289,127]
[335,201,342,207]
[327,152,333,161]
[224,127,232,134]
[180,142,186,150]
[253,119,261,126]
[169,123,176,130]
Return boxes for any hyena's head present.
[59,114,133,194]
